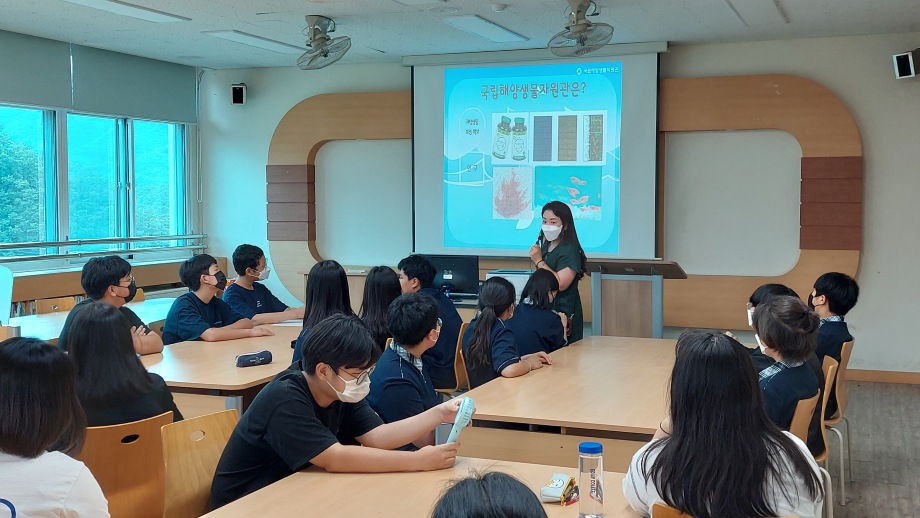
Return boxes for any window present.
[0,105,53,258]
[0,102,193,270]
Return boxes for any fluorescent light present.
[442,15,528,43]
[61,0,190,23]
[203,31,304,54]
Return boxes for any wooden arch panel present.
[659,75,863,329]
[265,91,411,297]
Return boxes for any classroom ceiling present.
[1,0,919,69]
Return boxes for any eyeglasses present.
[436,318,443,330]
[118,275,135,286]
[340,364,376,385]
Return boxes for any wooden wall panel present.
[267,222,314,242]
[266,183,311,204]
[266,165,312,183]
[267,203,312,223]
[801,156,863,178]
[800,226,862,250]
[800,202,862,227]
[801,178,863,203]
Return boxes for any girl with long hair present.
[0,337,109,516]
[292,260,355,363]
[507,269,567,355]
[67,301,182,426]
[359,266,402,351]
[461,277,552,388]
[528,200,588,342]
[622,330,824,518]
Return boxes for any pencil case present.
[235,350,272,368]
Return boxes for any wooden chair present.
[0,325,17,340]
[815,357,844,506]
[789,391,820,443]
[818,466,835,518]
[133,287,146,302]
[35,296,77,314]
[77,411,173,518]
[825,340,855,483]
[161,409,239,518]
[652,503,691,517]
[436,322,470,395]
[385,337,393,348]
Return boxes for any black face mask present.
[213,271,228,291]
[123,281,138,303]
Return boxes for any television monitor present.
[427,254,480,297]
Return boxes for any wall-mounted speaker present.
[893,50,917,79]
[231,83,247,104]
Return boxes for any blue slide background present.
[443,61,622,252]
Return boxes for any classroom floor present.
[831,381,920,517]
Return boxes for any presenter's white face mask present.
[754,334,767,354]
[326,370,372,403]
[257,266,271,281]
[542,224,563,241]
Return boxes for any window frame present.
[0,101,197,273]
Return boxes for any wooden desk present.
[9,297,177,343]
[141,324,302,411]
[202,457,641,518]
[458,336,675,471]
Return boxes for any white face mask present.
[746,307,755,327]
[542,224,562,241]
[754,334,767,354]
[257,265,271,281]
[326,373,371,403]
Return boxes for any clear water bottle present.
[579,441,604,518]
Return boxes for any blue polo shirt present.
[367,345,440,450]
[418,288,463,389]
[462,317,521,389]
[163,292,246,345]
[507,303,567,355]
[222,282,288,319]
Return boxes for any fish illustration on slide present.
[569,176,588,186]
[567,187,580,197]
[569,195,590,204]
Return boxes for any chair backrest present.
[0,325,15,340]
[454,322,470,391]
[161,409,239,518]
[78,411,173,518]
[0,265,12,325]
[789,391,820,443]
[133,287,146,302]
[834,339,855,417]
[652,503,692,518]
[817,357,839,460]
[35,296,77,314]
[385,337,393,348]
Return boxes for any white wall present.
[199,31,920,372]
[660,32,920,372]
[198,62,410,306]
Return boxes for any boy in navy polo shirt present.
[809,271,859,417]
[223,244,304,325]
[397,255,463,390]
[367,293,442,450]
[162,254,274,345]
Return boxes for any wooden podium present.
[588,260,686,339]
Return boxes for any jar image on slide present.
[512,117,528,161]
[492,116,512,160]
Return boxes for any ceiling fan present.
[297,15,351,70]
[548,0,614,57]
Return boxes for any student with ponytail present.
[752,295,821,433]
[461,277,552,388]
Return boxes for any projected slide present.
[443,61,622,252]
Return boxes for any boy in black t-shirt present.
[58,255,163,355]
[809,272,859,418]
[223,244,304,325]
[210,314,465,510]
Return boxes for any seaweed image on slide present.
[493,167,533,220]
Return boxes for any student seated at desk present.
[809,272,859,418]
[223,244,304,325]
[432,472,548,518]
[291,260,354,363]
[67,301,182,427]
[462,277,552,389]
[622,330,824,518]
[753,296,820,436]
[507,269,567,355]
[209,314,464,510]
[397,254,463,390]
[367,293,441,449]
[58,255,162,355]
[163,254,273,345]
[0,337,110,517]
[359,266,402,351]
[746,283,804,372]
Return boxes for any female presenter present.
[529,201,588,343]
